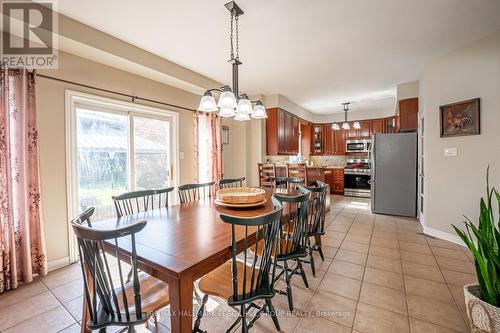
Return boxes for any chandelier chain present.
[235,15,239,60]
[230,13,234,60]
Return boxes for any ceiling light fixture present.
[342,102,351,130]
[197,2,266,120]
[332,123,340,131]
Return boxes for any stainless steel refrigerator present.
[371,133,417,217]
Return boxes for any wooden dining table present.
[82,188,294,333]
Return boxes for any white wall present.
[421,31,500,239]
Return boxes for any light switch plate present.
[444,147,458,157]
[180,151,185,160]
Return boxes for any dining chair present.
[177,181,215,203]
[303,181,328,276]
[193,197,284,333]
[218,177,245,189]
[272,187,310,311]
[286,163,308,185]
[112,187,174,217]
[271,176,305,190]
[71,208,169,333]
[258,163,276,188]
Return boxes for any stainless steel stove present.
[344,159,371,198]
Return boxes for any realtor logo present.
[1,0,58,68]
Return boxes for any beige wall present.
[37,51,200,263]
[421,32,500,238]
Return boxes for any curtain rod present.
[35,73,197,112]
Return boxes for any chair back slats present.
[271,176,305,190]
[71,208,148,330]
[112,187,174,217]
[220,197,283,305]
[286,163,308,185]
[218,177,245,189]
[274,187,310,259]
[178,182,215,203]
[258,163,276,188]
[305,181,328,236]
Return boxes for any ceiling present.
[56,0,500,114]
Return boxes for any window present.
[66,91,179,260]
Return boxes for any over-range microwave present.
[346,139,371,153]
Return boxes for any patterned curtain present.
[0,68,47,293]
[193,112,223,186]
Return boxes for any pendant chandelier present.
[197,1,267,120]
[332,102,360,130]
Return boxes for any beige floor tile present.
[0,290,60,330]
[363,267,404,291]
[370,236,399,249]
[372,231,399,240]
[345,234,372,245]
[366,254,402,274]
[318,272,361,300]
[359,282,407,315]
[369,245,401,260]
[319,245,338,259]
[3,305,75,333]
[448,284,469,325]
[403,261,445,283]
[251,300,300,333]
[354,302,410,333]
[430,247,470,261]
[306,290,357,328]
[404,275,454,303]
[328,260,365,280]
[409,317,463,333]
[58,322,81,333]
[294,315,351,333]
[402,250,438,266]
[398,234,428,245]
[426,238,462,250]
[435,256,476,274]
[274,281,315,311]
[335,249,367,265]
[63,295,83,321]
[400,242,433,255]
[40,264,81,289]
[340,240,370,254]
[0,279,47,307]
[51,278,83,304]
[407,294,467,332]
[441,269,477,287]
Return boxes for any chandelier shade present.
[353,121,361,129]
[342,122,351,130]
[198,91,218,112]
[236,94,253,114]
[217,87,238,109]
[252,101,268,118]
[219,106,236,118]
[234,112,251,121]
[332,123,340,130]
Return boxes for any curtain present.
[193,112,223,187]
[0,68,47,293]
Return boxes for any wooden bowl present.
[216,187,266,204]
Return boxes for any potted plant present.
[453,167,500,332]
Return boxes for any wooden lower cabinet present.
[331,168,344,194]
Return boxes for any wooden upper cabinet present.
[323,124,334,155]
[291,116,299,154]
[399,98,418,132]
[357,120,372,139]
[265,108,303,155]
[311,124,323,155]
[333,130,345,155]
[345,126,358,140]
[371,118,385,134]
[300,122,311,157]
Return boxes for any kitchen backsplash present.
[265,155,347,167]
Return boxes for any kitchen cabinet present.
[345,126,358,140]
[307,167,325,186]
[331,168,344,194]
[300,122,311,157]
[399,98,418,132]
[323,124,334,155]
[333,130,345,155]
[357,120,372,139]
[311,124,323,155]
[371,118,385,134]
[266,108,301,155]
[385,116,398,133]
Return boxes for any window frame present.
[65,90,180,263]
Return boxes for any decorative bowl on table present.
[215,187,267,207]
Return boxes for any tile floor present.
[0,195,477,333]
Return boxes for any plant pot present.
[464,283,500,333]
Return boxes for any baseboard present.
[47,256,70,272]
[423,226,466,247]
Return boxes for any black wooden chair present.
[271,176,305,190]
[303,181,328,276]
[272,187,310,311]
[178,182,215,203]
[71,208,169,333]
[218,177,245,189]
[193,197,283,333]
[112,187,174,217]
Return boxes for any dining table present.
[81,188,295,333]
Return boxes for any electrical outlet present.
[444,148,457,157]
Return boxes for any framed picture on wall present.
[222,125,229,145]
[439,98,480,137]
